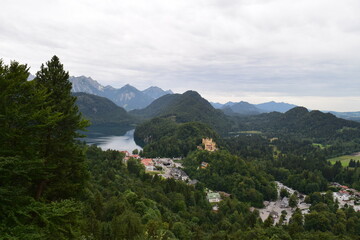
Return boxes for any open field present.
[312,143,331,149]
[328,153,360,167]
[238,131,262,134]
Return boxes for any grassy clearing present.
[270,145,281,159]
[312,143,331,149]
[238,131,262,134]
[328,154,360,167]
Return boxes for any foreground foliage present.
[0,57,88,238]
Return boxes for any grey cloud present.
[1,0,360,111]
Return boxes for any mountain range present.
[211,101,297,115]
[69,75,360,122]
[69,76,173,111]
[326,111,360,122]
[73,88,360,142]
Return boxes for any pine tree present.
[34,55,89,201]
[0,59,85,238]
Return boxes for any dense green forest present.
[183,150,277,207]
[1,57,360,239]
[234,107,360,142]
[134,117,219,157]
[222,134,360,192]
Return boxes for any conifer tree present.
[0,59,85,238]
[34,55,89,200]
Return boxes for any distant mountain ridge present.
[255,101,297,113]
[69,76,173,111]
[69,76,359,123]
[326,111,360,122]
[222,101,264,116]
[212,100,297,116]
[142,86,173,99]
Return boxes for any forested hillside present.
[134,117,219,157]
[236,107,360,141]
[130,90,235,135]
[74,92,138,136]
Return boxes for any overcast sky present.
[1,0,360,111]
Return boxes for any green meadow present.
[328,154,360,167]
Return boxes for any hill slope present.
[74,92,137,135]
[134,118,219,157]
[130,90,234,134]
[237,106,360,141]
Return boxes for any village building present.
[141,158,156,171]
[207,191,221,203]
[170,168,189,181]
[159,158,173,167]
[270,211,279,219]
[330,182,342,188]
[219,191,231,198]
[201,162,209,169]
[280,197,289,208]
[336,192,350,201]
[212,205,219,212]
[146,165,156,171]
[141,158,153,166]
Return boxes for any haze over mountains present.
[211,101,298,116]
[69,75,360,121]
[74,86,360,142]
[69,75,298,114]
[69,76,173,111]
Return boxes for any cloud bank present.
[1,0,360,111]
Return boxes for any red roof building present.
[141,158,154,166]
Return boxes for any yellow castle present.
[202,138,217,152]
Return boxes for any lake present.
[84,129,142,152]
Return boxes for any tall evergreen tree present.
[34,55,89,201]
[0,59,85,238]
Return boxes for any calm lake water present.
[84,129,142,152]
